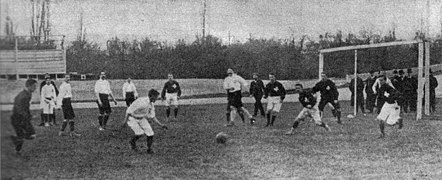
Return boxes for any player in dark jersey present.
[11,79,38,155]
[161,74,181,121]
[285,84,330,135]
[264,73,286,127]
[376,76,404,138]
[312,72,342,124]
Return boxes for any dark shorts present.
[62,98,75,119]
[10,115,35,140]
[318,97,340,111]
[97,94,111,114]
[227,91,243,109]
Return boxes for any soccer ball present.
[216,132,228,144]
[347,114,355,119]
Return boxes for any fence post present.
[15,37,19,80]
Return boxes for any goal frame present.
[318,40,431,120]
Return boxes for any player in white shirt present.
[40,77,57,127]
[124,89,168,154]
[94,72,117,131]
[223,69,255,126]
[122,78,138,106]
[57,74,80,137]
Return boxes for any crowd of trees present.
[65,30,442,80]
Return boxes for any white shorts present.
[41,99,55,114]
[127,117,154,136]
[377,102,401,125]
[267,96,282,112]
[165,93,179,106]
[296,107,322,124]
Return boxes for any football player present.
[161,73,181,121]
[286,84,330,135]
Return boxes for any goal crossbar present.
[319,40,422,53]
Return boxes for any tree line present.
[65,30,442,80]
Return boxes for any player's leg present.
[226,103,231,123]
[376,103,388,138]
[97,98,105,131]
[270,98,282,126]
[59,98,69,135]
[42,102,51,127]
[172,95,179,119]
[39,110,45,126]
[11,120,25,154]
[50,101,57,125]
[48,101,55,126]
[139,119,155,153]
[257,96,265,117]
[101,97,112,129]
[430,93,436,113]
[127,118,144,152]
[318,99,327,118]
[229,106,238,126]
[165,93,171,119]
[69,120,81,137]
[359,94,365,114]
[378,119,386,138]
[331,101,342,124]
[265,98,274,127]
[253,96,259,117]
[285,108,307,135]
[312,108,330,131]
[59,119,68,136]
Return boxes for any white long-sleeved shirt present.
[223,74,248,93]
[126,97,155,119]
[41,84,56,101]
[122,82,138,98]
[372,77,394,94]
[57,82,72,105]
[94,79,112,95]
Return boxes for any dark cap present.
[393,70,398,74]
[398,70,404,74]
[407,68,412,73]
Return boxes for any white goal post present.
[318,40,431,120]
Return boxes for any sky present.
[1,0,441,47]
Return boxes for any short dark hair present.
[295,83,303,88]
[393,70,398,74]
[25,78,37,87]
[369,70,375,74]
[148,89,160,98]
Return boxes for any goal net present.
[319,40,432,120]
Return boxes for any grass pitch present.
[2,101,442,179]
